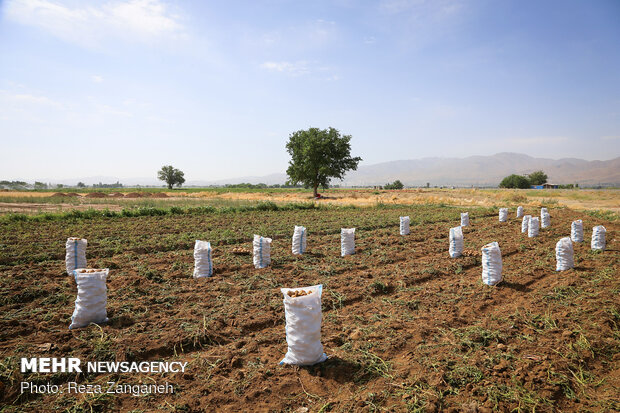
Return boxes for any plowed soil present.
[0,205,617,412]
[84,192,107,198]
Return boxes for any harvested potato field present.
[0,205,618,412]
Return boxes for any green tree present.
[528,170,548,185]
[285,127,362,197]
[499,174,530,189]
[157,165,186,189]
[76,182,86,188]
[385,180,404,190]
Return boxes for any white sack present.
[449,226,464,258]
[499,208,508,222]
[516,206,524,218]
[481,242,503,286]
[66,238,87,275]
[253,235,272,268]
[528,217,540,238]
[571,220,583,243]
[461,212,469,227]
[280,284,327,366]
[400,216,410,236]
[341,228,355,256]
[541,211,550,228]
[555,237,574,271]
[292,226,307,255]
[521,215,531,233]
[69,269,109,329]
[591,226,606,251]
[193,240,213,278]
[540,208,549,228]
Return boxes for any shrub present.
[384,180,404,190]
[499,174,530,189]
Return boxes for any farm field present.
[0,204,618,412]
[1,188,619,215]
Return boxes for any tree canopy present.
[499,174,531,189]
[528,170,548,185]
[285,127,362,197]
[158,165,186,189]
[384,180,404,190]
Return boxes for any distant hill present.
[338,153,620,187]
[184,153,619,187]
[20,153,619,188]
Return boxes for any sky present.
[1,0,619,183]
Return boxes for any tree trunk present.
[168,183,173,190]
[313,183,318,198]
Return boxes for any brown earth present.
[0,206,618,412]
[0,202,125,214]
[84,192,107,198]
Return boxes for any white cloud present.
[246,19,339,54]
[380,0,425,14]
[380,0,462,15]
[4,0,184,48]
[377,0,466,50]
[0,90,67,124]
[91,75,104,83]
[96,104,132,117]
[107,0,180,35]
[259,60,340,80]
[2,91,63,108]
[311,19,336,43]
[260,32,280,46]
[260,61,311,76]
[260,60,342,81]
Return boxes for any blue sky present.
[1,0,619,182]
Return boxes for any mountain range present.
[29,153,620,187]
[338,152,620,187]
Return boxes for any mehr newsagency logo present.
[20,357,186,397]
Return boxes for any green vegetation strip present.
[0,201,358,223]
[0,201,483,224]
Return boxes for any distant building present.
[531,183,559,189]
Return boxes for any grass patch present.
[451,326,505,350]
[0,202,320,222]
